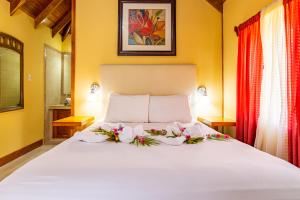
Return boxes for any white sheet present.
[0,122,300,200]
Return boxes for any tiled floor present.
[0,145,55,181]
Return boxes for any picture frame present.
[118,0,176,56]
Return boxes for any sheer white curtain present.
[255,0,288,160]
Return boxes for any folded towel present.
[101,123,124,132]
[192,123,220,136]
[175,122,218,137]
[119,125,150,143]
[76,123,124,143]
[183,125,204,137]
[119,126,135,143]
[134,125,149,136]
[77,132,108,143]
[166,124,182,137]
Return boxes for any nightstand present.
[52,116,95,137]
[198,116,236,132]
[52,108,71,138]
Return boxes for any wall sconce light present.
[90,82,100,94]
[197,85,207,96]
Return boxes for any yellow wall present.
[62,35,72,53]
[75,0,223,118]
[223,0,273,119]
[0,0,62,157]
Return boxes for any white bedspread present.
[0,122,300,200]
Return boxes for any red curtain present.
[236,13,263,146]
[284,0,300,167]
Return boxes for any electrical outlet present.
[28,73,32,81]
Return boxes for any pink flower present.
[118,127,124,131]
[113,128,119,136]
[180,128,186,132]
[216,134,221,138]
[138,136,145,144]
[224,134,230,139]
[185,135,191,140]
[207,134,211,139]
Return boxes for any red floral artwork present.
[128,9,166,45]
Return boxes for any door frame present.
[71,0,76,116]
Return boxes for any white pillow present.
[104,94,149,123]
[149,95,192,123]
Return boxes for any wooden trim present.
[0,32,24,113]
[207,121,236,127]
[52,11,72,37]
[52,116,94,137]
[206,0,224,13]
[34,0,64,28]
[62,23,71,41]
[53,122,84,126]
[221,8,224,120]
[71,0,76,116]
[10,0,26,16]
[198,117,236,128]
[0,32,23,54]
[52,116,95,127]
[0,140,43,167]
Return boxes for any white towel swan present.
[175,122,218,137]
[77,123,124,143]
[77,132,108,143]
[119,125,150,143]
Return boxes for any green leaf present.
[93,128,120,143]
[185,137,204,144]
[207,134,231,141]
[155,10,163,17]
[146,129,167,136]
[130,136,160,147]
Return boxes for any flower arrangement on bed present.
[79,123,231,147]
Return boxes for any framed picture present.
[118,0,176,56]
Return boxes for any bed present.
[0,65,300,200]
[0,122,300,200]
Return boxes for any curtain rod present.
[234,12,261,36]
[234,0,292,36]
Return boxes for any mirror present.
[62,53,71,96]
[0,32,24,113]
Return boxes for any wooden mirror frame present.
[0,32,24,113]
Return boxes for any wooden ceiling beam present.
[10,0,26,16]
[52,11,71,37]
[206,0,226,13]
[34,0,64,28]
[61,22,71,41]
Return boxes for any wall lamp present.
[197,85,207,96]
[90,82,100,94]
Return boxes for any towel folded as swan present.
[76,123,123,143]
[119,125,150,143]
